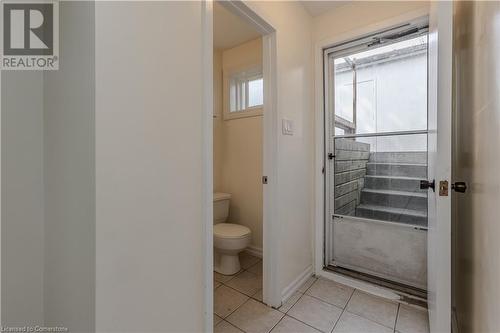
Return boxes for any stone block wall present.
[332,138,370,216]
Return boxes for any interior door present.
[426,2,453,332]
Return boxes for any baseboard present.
[245,245,262,258]
[281,265,313,304]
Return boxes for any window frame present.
[223,64,263,120]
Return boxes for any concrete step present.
[369,152,427,164]
[360,188,427,211]
[355,204,427,227]
[364,175,425,193]
[366,162,427,178]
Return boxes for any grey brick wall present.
[333,138,370,216]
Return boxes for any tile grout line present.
[272,282,333,333]
[267,312,287,333]
[214,279,255,320]
[303,292,345,311]
[214,255,262,331]
[224,298,283,333]
[245,259,262,274]
[218,270,311,332]
[279,283,309,314]
[287,279,395,333]
[280,277,317,313]
[343,307,399,331]
[329,287,356,333]
[303,277,353,310]
[284,277,346,333]
[218,319,244,333]
[341,289,400,331]
[214,268,244,284]
[223,296,253,324]
[307,280,400,331]
[302,276,319,294]
[281,293,303,314]
[282,314,324,333]
[218,270,404,333]
[220,277,262,299]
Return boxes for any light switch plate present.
[282,119,294,135]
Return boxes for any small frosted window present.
[248,78,263,107]
[229,70,263,113]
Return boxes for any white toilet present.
[213,192,252,275]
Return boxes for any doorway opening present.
[323,19,430,297]
[207,1,279,330]
[212,0,264,305]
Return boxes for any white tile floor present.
[214,253,430,333]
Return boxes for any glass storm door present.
[324,20,430,289]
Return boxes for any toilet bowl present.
[214,223,251,275]
[213,192,252,275]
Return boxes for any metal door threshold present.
[325,265,427,305]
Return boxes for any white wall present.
[43,2,95,332]
[1,72,45,326]
[1,5,95,330]
[246,1,314,296]
[335,54,428,134]
[335,52,428,152]
[95,2,205,331]
[313,1,430,43]
[214,38,264,250]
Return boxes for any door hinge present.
[262,176,268,184]
[328,153,335,160]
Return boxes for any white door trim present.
[201,1,214,331]
[202,1,278,331]
[313,7,430,277]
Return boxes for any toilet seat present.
[214,223,251,239]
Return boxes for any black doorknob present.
[420,179,435,191]
[452,182,467,193]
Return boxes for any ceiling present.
[213,2,261,50]
[213,1,349,50]
[299,1,350,17]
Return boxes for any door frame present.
[313,8,435,303]
[202,1,279,331]
[313,7,430,279]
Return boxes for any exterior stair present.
[355,152,428,227]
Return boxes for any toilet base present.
[214,253,241,275]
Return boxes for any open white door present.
[427,2,453,332]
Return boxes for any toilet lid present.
[214,223,251,239]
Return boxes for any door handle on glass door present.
[420,179,435,191]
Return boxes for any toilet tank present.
[213,192,231,224]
